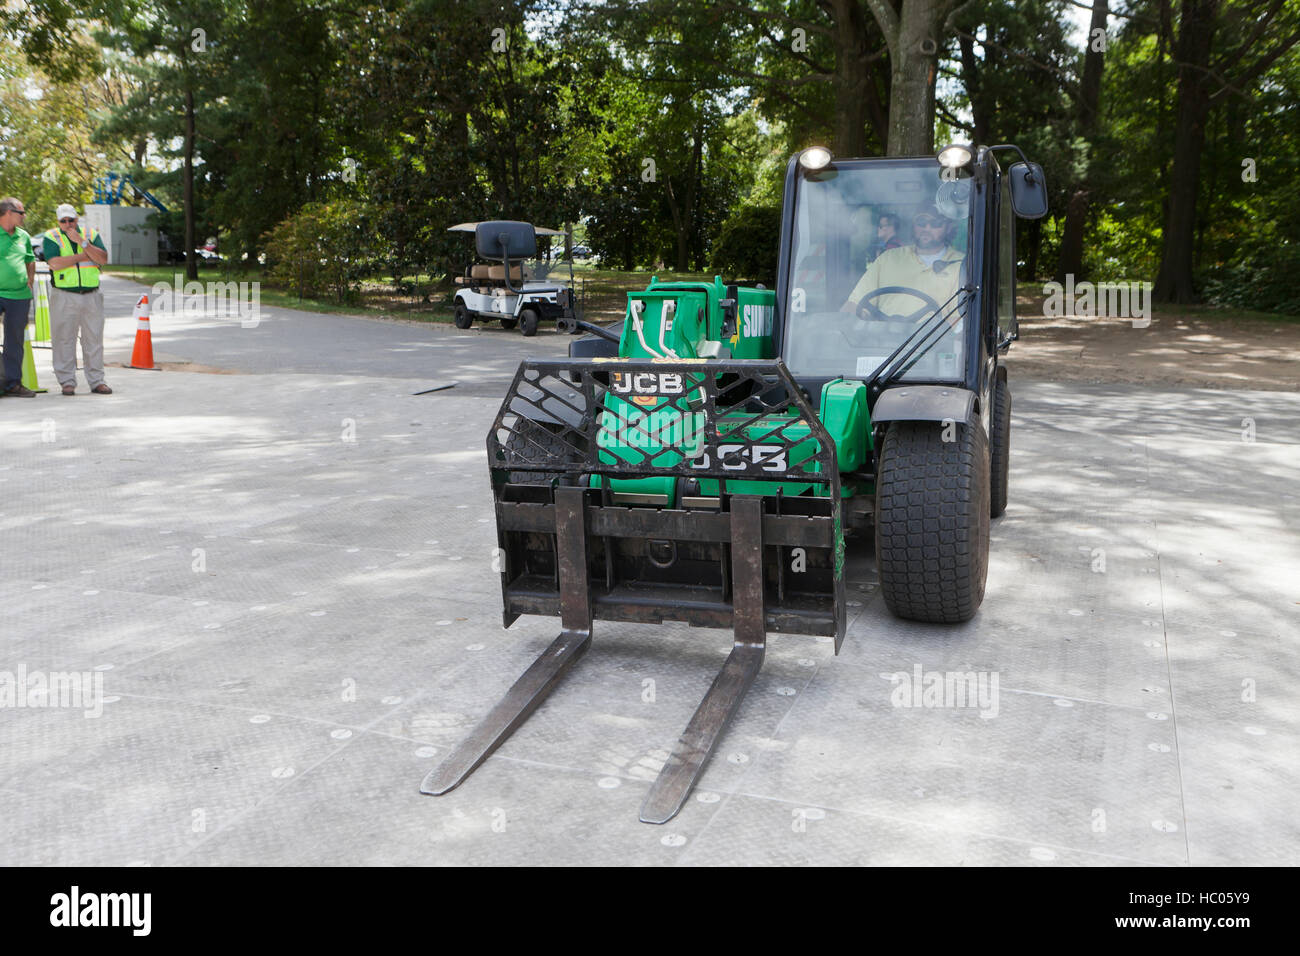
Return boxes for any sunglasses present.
[8,209,26,216]
[913,216,944,228]
[59,218,77,223]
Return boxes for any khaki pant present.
[50,287,106,389]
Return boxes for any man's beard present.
[915,236,944,253]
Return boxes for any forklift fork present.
[421,491,770,824]
[420,486,592,798]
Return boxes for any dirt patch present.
[107,361,240,375]
[1006,293,1300,391]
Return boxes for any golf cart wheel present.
[453,304,473,329]
[500,316,518,330]
[875,419,990,623]
[504,418,579,484]
[990,367,1011,518]
[519,307,540,337]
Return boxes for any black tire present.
[990,367,1011,518]
[500,316,518,330]
[875,419,990,623]
[453,303,472,329]
[519,307,540,337]
[503,419,578,484]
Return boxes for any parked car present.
[158,236,186,264]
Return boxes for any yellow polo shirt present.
[846,244,965,317]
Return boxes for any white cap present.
[55,204,78,220]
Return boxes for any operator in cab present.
[841,203,964,319]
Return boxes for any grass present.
[568,266,716,322]
[104,264,458,323]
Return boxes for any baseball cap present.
[55,204,78,220]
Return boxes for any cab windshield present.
[782,159,973,383]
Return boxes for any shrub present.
[262,199,373,303]
[1200,240,1300,315]
[709,204,780,283]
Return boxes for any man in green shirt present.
[0,196,37,396]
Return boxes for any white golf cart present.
[449,220,578,336]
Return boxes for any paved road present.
[2,275,1296,865]
[91,272,571,384]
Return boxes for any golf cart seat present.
[456,264,494,287]
[488,264,524,282]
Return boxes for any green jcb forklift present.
[421,143,1049,823]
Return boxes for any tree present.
[1153,0,1300,303]
[0,54,108,226]
[1054,0,1108,283]
[945,0,1075,279]
[96,0,230,279]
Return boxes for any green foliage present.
[7,0,1298,319]
[710,204,781,283]
[262,199,373,303]
[0,57,96,232]
[1202,243,1300,315]
[1087,0,1300,309]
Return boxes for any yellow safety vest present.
[45,227,101,289]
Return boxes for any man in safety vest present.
[42,204,111,395]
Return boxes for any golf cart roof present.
[447,221,566,236]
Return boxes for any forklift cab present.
[776,146,1046,426]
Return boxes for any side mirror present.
[1007,162,1048,220]
[475,220,537,260]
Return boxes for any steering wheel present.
[855,286,941,325]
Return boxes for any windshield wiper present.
[864,286,973,395]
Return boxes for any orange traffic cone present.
[127,293,159,370]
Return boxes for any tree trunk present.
[1153,0,1218,304]
[866,0,950,155]
[665,125,704,273]
[680,125,702,271]
[1054,0,1108,284]
[957,32,989,146]
[1025,218,1042,281]
[828,0,882,155]
[184,82,197,282]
